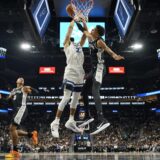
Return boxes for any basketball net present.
[71,0,94,22]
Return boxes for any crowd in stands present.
[0,108,160,153]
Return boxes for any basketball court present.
[1,153,160,160]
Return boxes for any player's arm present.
[23,86,32,94]
[79,20,91,46]
[97,40,125,61]
[76,21,92,40]
[80,34,86,47]
[7,89,15,99]
[23,86,39,94]
[0,90,14,102]
[8,94,14,99]
[63,20,75,48]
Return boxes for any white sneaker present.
[90,123,110,135]
[65,120,82,133]
[50,121,59,138]
[78,118,94,128]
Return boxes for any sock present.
[69,115,74,121]
[54,117,60,123]
[28,132,33,138]
[13,145,18,152]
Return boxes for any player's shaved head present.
[16,77,24,85]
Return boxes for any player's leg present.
[78,78,95,128]
[51,88,72,138]
[92,66,107,123]
[10,124,19,150]
[5,106,36,158]
[65,91,82,132]
[90,77,110,135]
[81,77,93,118]
[17,129,38,146]
[92,78,104,121]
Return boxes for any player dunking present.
[4,77,38,158]
[50,20,86,138]
[76,20,124,135]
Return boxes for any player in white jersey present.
[50,20,86,138]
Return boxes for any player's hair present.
[17,77,24,84]
[96,25,105,37]
[70,37,75,42]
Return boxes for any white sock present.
[54,117,60,123]
[69,115,74,121]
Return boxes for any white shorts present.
[63,67,85,84]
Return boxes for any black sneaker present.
[96,118,109,129]
[90,122,110,135]
[78,118,94,128]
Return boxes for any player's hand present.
[23,86,32,94]
[113,54,124,61]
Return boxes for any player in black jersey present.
[4,77,38,158]
[76,20,124,135]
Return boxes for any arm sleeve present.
[76,22,86,33]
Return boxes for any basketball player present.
[50,20,86,138]
[76,20,124,135]
[4,77,38,158]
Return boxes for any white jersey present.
[63,43,85,84]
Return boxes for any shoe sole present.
[65,123,82,133]
[78,118,94,128]
[97,122,104,130]
[51,129,59,138]
[90,123,110,135]
[50,124,59,138]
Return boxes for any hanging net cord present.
[71,0,94,19]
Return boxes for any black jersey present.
[11,87,27,108]
[89,37,105,67]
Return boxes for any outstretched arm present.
[76,21,92,41]
[79,20,89,46]
[23,86,39,94]
[63,20,75,48]
[97,40,125,61]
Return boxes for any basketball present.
[66,4,75,17]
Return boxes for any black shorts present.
[85,65,106,84]
[11,105,28,126]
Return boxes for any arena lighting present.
[8,108,13,111]
[46,110,52,113]
[156,109,160,113]
[100,87,124,90]
[112,110,118,113]
[20,43,31,50]
[151,108,157,111]
[136,90,160,97]
[0,109,8,113]
[157,49,160,60]
[0,90,10,95]
[130,43,143,50]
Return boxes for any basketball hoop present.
[71,0,94,22]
